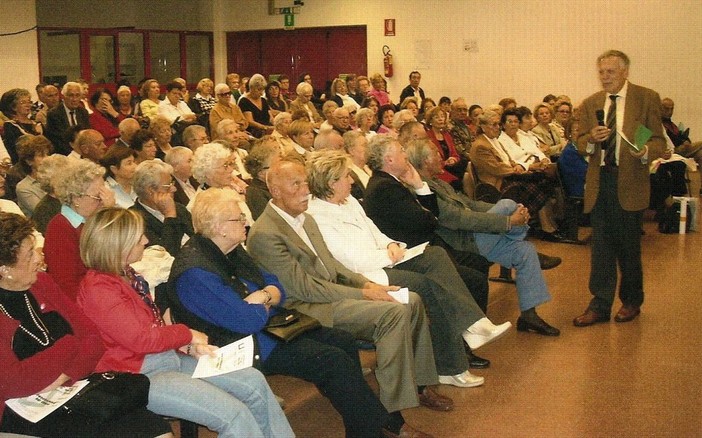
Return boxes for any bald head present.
[75,129,107,162]
[314,130,344,150]
[268,160,310,217]
[118,118,141,143]
[661,98,675,119]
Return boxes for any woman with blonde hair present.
[149,115,173,160]
[77,207,293,438]
[190,78,216,129]
[239,74,273,138]
[139,79,161,120]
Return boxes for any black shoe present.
[542,231,579,245]
[537,252,562,270]
[466,349,491,369]
[516,316,560,336]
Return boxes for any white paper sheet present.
[6,379,90,423]
[388,287,410,304]
[392,242,429,267]
[192,335,255,379]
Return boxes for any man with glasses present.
[45,81,90,155]
[209,83,248,136]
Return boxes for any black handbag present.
[58,372,150,424]
[264,308,321,342]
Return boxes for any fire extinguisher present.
[383,45,393,78]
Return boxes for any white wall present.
[226,0,702,136]
[0,0,40,99]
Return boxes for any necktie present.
[604,95,618,167]
[69,110,76,126]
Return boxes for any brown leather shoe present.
[614,305,640,322]
[573,309,609,327]
[418,386,454,412]
[381,423,435,438]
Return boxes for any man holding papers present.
[573,50,665,327]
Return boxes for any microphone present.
[595,109,607,149]
[595,109,605,126]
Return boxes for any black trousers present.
[588,169,644,315]
[260,327,387,438]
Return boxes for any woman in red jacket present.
[89,88,126,146]
[425,106,467,188]
[77,208,293,438]
[0,212,172,437]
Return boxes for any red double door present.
[227,25,367,88]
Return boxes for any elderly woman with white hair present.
[270,112,296,154]
[129,159,193,258]
[209,83,248,136]
[116,85,138,118]
[239,74,273,138]
[355,107,377,141]
[32,154,68,233]
[288,82,322,128]
[189,142,253,224]
[215,118,252,152]
[44,159,115,299]
[328,78,360,111]
[244,140,281,219]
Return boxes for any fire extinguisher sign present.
[384,19,395,36]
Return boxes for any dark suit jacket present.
[363,170,439,247]
[45,104,90,155]
[247,204,369,326]
[399,85,425,106]
[577,82,665,212]
[173,177,199,207]
[130,201,194,256]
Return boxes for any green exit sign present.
[284,14,294,27]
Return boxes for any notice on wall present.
[414,40,432,70]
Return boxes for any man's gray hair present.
[406,138,434,171]
[133,159,174,199]
[367,134,397,172]
[597,50,630,68]
[273,112,292,128]
[61,81,81,95]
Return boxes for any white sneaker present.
[463,318,512,350]
[439,370,485,388]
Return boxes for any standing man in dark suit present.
[45,82,90,155]
[399,71,425,108]
[573,50,665,327]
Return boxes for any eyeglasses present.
[218,92,232,97]
[160,180,176,190]
[227,213,247,223]
[83,193,102,201]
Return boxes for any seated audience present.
[270,112,296,154]
[139,79,162,121]
[116,85,139,118]
[376,105,396,136]
[157,81,196,127]
[306,149,510,385]
[448,98,473,157]
[424,106,466,186]
[182,124,209,151]
[368,73,393,107]
[130,159,193,256]
[165,146,199,206]
[469,111,573,243]
[265,80,288,119]
[69,129,108,163]
[1,88,44,162]
[32,154,68,234]
[0,212,172,438]
[190,142,251,223]
[246,159,449,438]
[209,83,249,136]
[169,188,389,438]
[115,117,141,148]
[343,131,372,200]
[467,104,483,137]
[313,130,344,151]
[89,88,125,146]
[355,107,377,141]
[33,84,60,126]
[552,100,573,139]
[286,119,315,161]
[77,208,294,438]
[101,144,138,209]
[318,101,339,133]
[421,98,436,122]
[531,103,566,158]
[244,140,281,220]
[44,159,115,300]
[400,97,420,120]
[328,78,360,111]
[498,97,517,111]
[407,138,561,336]
[345,74,364,104]
[131,129,158,163]
[150,115,174,159]
[239,74,273,138]
[215,118,252,152]
[661,97,702,169]
[15,135,51,217]
[289,82,323,128]
[189,78,216,129]
[330,107,353,135]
